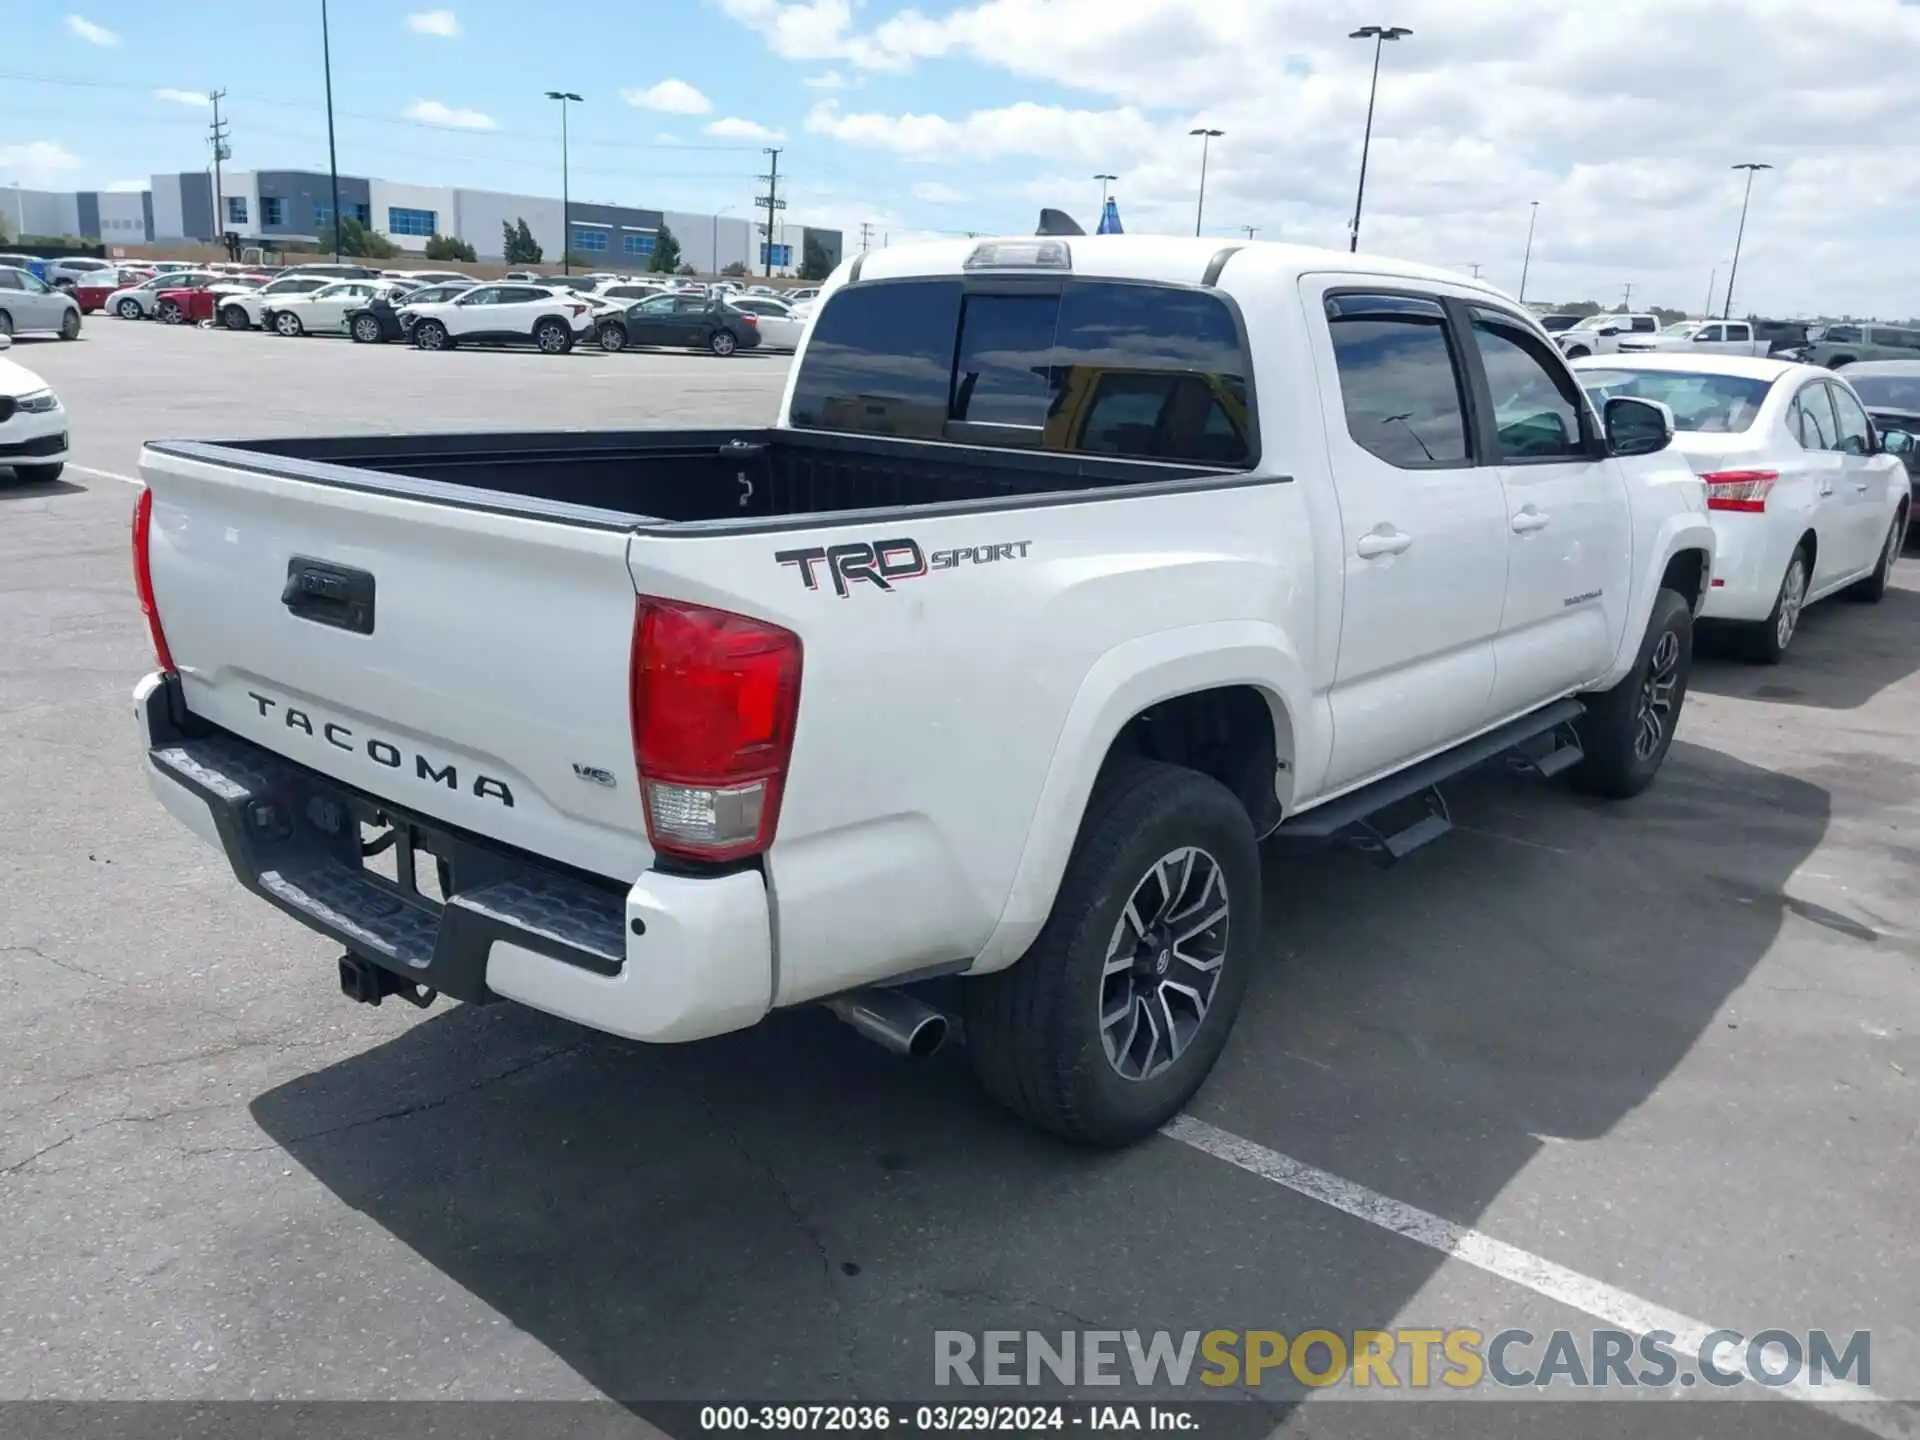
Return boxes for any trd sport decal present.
[776,538,1033,597]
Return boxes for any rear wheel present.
[963,758,1259,1147]
[1734,545,1811,664]
[597,322,628,353]
[156,299,184,325]
[58,308,82,340]
[272,310,304,337]
[413,319,452,351]
[0,311,13,338]
[708,328,738,357]
[1563,344,1591,359]
[116,298,143,320]
[351,314,384,344]
[221,304,251,331]
[1570,587,1692,798]
[1847,510,1907,603]
[533,319,573,354]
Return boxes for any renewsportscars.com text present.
[934,1328,1870,1392]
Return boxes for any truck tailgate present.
[140,445,652,881]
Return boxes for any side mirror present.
[1882,428,1914,456]
[1604,395,1674,457]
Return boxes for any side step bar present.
[1273,698,1585,861]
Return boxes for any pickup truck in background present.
[1614,319,1770,357]
[1555,312,1661,359]
[133,230,1715,1147]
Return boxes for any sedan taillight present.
[1701,469,1778,513]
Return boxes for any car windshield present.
[1577,368,1773,433]
[1848,374,1920,412]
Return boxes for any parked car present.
[0,332,69,482]
[132,234,1716,1147]
[1753,320,1811,356]
[0,265,83,340]
[725,295,806,350]
[349,282,477,343]
[593,292,761,355]
[154,275,270,326]
[215,274,337,330]
[44,256,118,290]
[262,280,413,337]
[1614,319,1770,357]
[1842,359,1920,525]
[106,271,221,320]
[1574,353,1908,662]
[401,282,597,353]
[1788,323,1920,369]
[588,280,668,303]
[379,270,473,286]
[1555,312,1660,359]
[282,263,382,280]
[1536,313,1583,333]
[71,267,146,314]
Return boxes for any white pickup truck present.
[1554,312,1662,359]
[132,231,1715,1146]
[1613,319,1771,358]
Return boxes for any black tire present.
[1847,509,1907,603]
[0,310,12,338]
[414,319,452,351]
[221,304,251,331]
[1563,344,1591,359]
[533,319,573,354]
[58,309,81,340]
[272,310,304,338]
[1570,586,1693,799]
[963,758,1260,1147]
[15,462,65,483]
[350,314,384,344]
[156,299,183,325]
[1732,543,1811,664]
[116,298,143,320]
[708,328,738,357]
[597,322,628,353]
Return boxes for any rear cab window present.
[787,277,1254,465]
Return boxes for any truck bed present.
[149,427,1237,533]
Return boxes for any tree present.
[424,233,477,262]
[501,217,542,264]
[800,231,834,281]
[720,259,748,277]
[648,222,683,274]
[676,263,697,276]
[320,217,397,258]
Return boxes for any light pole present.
[1347,24,1410,253]
[1094,173,1117,212]
[321,0,341,260]
[546,90,583,274]
[1704,265,1719,319]
[1722,161,1772,321]
[1189,128,1223,237]
[1518,200,1539,303]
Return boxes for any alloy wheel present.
[1098,847,1230,1082]
[1633,628,1682,761]
[1776,557,1807,652]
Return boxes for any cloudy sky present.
[7,0,1917,317]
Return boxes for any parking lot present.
[3,318,1918,1437]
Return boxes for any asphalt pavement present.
[2,318,1916,1440]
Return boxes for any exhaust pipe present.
[825,987,949,1059]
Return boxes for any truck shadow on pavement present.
[0,470,85,500]
[250,740,1860,1434]
[1691,578,1919,710]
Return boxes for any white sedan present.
[0,332,70,483]
[214,274,338,330]
[1575,353,1910,662]
[105,271,220,319]
[725,295,806,350]
[262,280,412,337]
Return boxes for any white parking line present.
[1163,1115,1909,1435]
[67,464,143,486]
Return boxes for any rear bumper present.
[134,671,773,1042]
[1698,517,1789,623]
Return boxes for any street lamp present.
[546,90,583,274]
[1518,200,1539,303]
[1347,24,1411,253]
[321,0,342,261]
[1722,161,1772,321]
[1189,128,1223,237]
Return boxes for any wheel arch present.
[965,622,1309,975]
[1595,513,1717,689]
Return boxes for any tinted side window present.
[1468,308,1586,460]
[1631,317,1656,333]
[1326,295,1470,468]
[1795,384,1838,450]
[788,279,962,440]
[1829,384,1872,455]
[0,270,22,291]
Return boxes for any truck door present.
[1307,286,1508,792]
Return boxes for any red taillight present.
[1702,469,1778,513]
[568,303,586,315]
[630,597,802,863]
[131,487,176,672]
[738,313,757,326]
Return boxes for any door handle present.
[1510,508,1552,534]
[1356,529,1413,559]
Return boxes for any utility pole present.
[1241,225,1258,239]
[1704,266,1718,319]
[208,89,230,250]
[1466,261,1483,278]
[756,147,785,276]
[1622,281,1633,311]
[321,0,341,261]
[858,222,873,254]
[1518,199,1538,303]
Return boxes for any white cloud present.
[706,116,787,142]
[733,0,1920,317]
[623,79,712,115]
[64,13,119,45]
[402,99,497,130]
[106,179,146,192]
[153,87,211,107]
[802,70,853,90]
[0,141,84,183]
[407,9,460,36]
[912,181,968,205]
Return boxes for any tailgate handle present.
[282,557,376,635]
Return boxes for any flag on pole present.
[1097,197,1123,234]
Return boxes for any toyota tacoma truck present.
[131,229,1715,1147]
